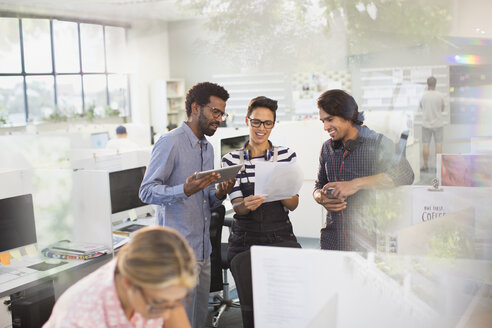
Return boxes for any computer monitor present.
[0,194,37,252]
[90,132,110,149]
[109,166,151,223]
[220,135,249,158]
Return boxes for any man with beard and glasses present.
[140,82,235,328]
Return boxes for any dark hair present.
[246,96,278,121]
[185,82,229,117]
[317,89,364,125]
[115,125,127,135]
[427,76,437,88]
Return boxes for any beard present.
[198,109,219,136]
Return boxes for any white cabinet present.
[150,79,186,135]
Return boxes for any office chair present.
[209,205,240,327]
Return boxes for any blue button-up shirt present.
[315,125,414,251]
[139,122,223,261]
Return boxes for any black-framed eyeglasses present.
[203,105,229,120]
[134,285,191,315]
[247,117,275,129]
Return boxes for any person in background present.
[106,125,139,150]
[139,82,235,328]
[221,96,301,328]
[43,226,197,328]
[419,76,446,172]
[313,89,414,251]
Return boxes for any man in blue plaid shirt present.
[313,89,414,251]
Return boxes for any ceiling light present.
[355,2,366,12]
[366,2,377,20]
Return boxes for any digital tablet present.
[196,164,242,183]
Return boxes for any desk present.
[0,253,112,327]
[112,216,156,234]
[0,253,112,298]
[0,216,156,298]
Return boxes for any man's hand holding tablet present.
[184,164,242,197]
[196,164,243,183]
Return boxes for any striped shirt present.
[221,144,297,200]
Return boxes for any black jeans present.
[227,230,297,264]
[230,241,302,328]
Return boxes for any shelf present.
[213,72,286,79]
[361,104,418,109]
[223,80,286,86]
[226,104,288,110]
[227,96,286,102]
[361,76,394,81]
[359,65,450,120]
[151,79,186,133]
[229,88,285,94]
[361,83,448,89]
[360,65,447,72]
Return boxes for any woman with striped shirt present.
[221,96,300,264]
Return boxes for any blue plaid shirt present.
[315,125,414,251]
[139,122,223,261]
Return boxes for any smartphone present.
[326,187,337,199]
[396,130,409,161]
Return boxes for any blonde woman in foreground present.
[43,226,197,328]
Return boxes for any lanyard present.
[329,141,350,250]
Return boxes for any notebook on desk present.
[27,261,68,271]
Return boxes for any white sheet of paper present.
[254,161,303,202]
[252,246,358,328]
[251,246,442,328]
[251,247,319,327]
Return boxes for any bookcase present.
[150,79,186,134]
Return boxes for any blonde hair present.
[117,226,197,290]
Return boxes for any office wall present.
[168,17,348,90]
[167,1,492,90]
[349,40,492,156]
[344,1,492,157]
[127,21,170,128]
[449,0,492,39]
[167,18,237,90]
